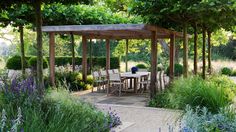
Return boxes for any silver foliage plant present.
[0,107,23,132]
[181,105,236,132]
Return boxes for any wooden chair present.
[92,71,103,92]
[108,69,114,74]
[138,73,150,93]
[113,69,119,74]
[100,70,109,90]
[159,70,165,91]
[108,73,126,96]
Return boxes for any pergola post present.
[150,31,158,98]
[183,23,188,77]
[82,36,87,82]
[49,32,55,86]
[106,39,110,71]
[70,33,75,72]
[125,39,128,72]
[202,28,206,79]
[89,39,93,73]
[169,34,175,81]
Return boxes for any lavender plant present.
[107,107,122,128]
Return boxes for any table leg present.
[134,78,137,93]
[129,78,133,89]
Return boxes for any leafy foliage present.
[135,64,147,69]
[43,3,140,25]
[149,76,236,113]
[213,40,236,60]
[168,76,235,113]
[0,78,114,131]
[221,67,233,75]
[181,106,236,132]
[6,55,28,70]
[166,63,183,76]
[28,57,48,69]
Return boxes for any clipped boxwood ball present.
[166,63,183,76]
[136,64,147,69]
[6,55,28,70]
[221,67,232,75]
[28,57,48,69]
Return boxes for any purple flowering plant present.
[1,76,40,107]
[107,107,122,129]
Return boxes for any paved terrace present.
[73,90,181,131]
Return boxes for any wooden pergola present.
[42,24,190,96]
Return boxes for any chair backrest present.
[92,71,100,79]
[156,71,161,80]
[113,69,119,74]
[109,73,121,81]
[100,70,107,77]
[108,69,114,74]
[138,69,148,72]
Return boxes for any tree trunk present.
[34,0,44,94]
[89,39,92,73]
[175,43,180,63]
[71,33,75,72]
[19,26,25,75]
[159,39,169,56]
[193,24,198,75]
[202,28,206,79]
[150,31,157,98]
[183,23,188,77]
[125,39,128,72]
[207,30,212,74]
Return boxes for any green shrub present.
[6,55,28,70]
[41,90,110,131]
[231,70,236,76]
[166,63,183,76]
[48,56,120,69]
[221,67,232,75]
[0,78,111,131]
[166,76,235,113]
[55,71,93,91]
[86,75,94,85]
[28,57,48,69]
[135,63,147,69]
[149,92,169,108]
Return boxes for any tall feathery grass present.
[150,76,236,113]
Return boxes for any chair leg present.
[107,82,110,96]
[119,84,121,97]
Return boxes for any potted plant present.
[131,67,138,74]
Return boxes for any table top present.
[120,72,150,78]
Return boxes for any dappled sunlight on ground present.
[72,88,149,107]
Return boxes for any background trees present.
[0,0,91,93]
[131,0,236,78]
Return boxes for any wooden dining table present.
[120,72,150,93]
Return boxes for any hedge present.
[6,55,29,70]
[6,56,120,70]
[28,57,48,69]
[45,56,120,69]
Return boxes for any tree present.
[131,0,204,78]
[0,4,34,75]
[0,0,91,94]
[193,0,236,77]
